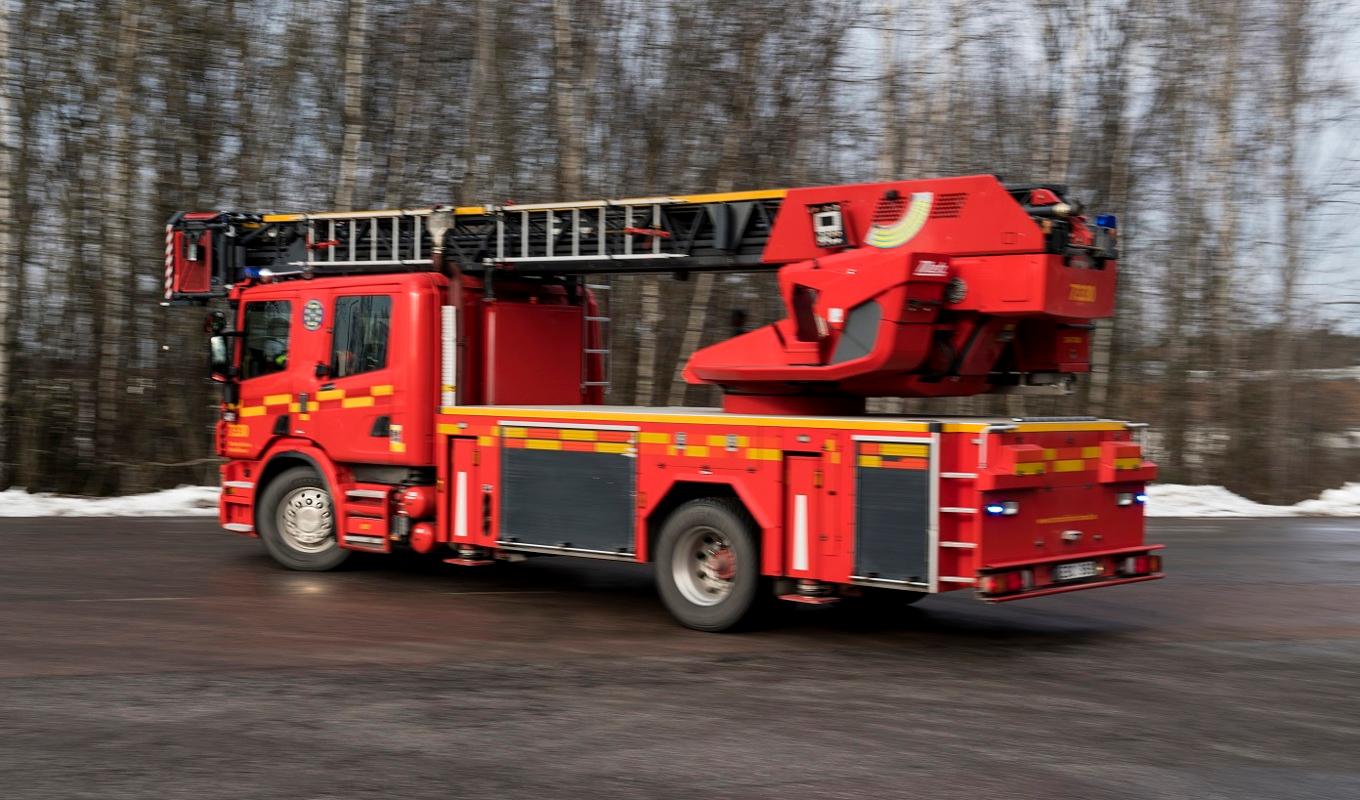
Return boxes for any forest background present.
[0,0,1357,502]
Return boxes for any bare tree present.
[0,0,15,487]
[334,0,369,210]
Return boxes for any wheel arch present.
[642,476,778,575]
[255,441,349,529]
[644,481,741,563]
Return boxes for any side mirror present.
[204,310,227,334]
[209,334,231,382]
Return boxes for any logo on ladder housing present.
[866,191,933,249]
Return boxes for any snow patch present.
[1147,483,1360,518]
[0,486,220,517]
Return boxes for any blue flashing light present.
[1095,213,1117,229]
[1135,492,1148,504]
[985,503,1007,516]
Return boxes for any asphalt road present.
[1,517,1358,800]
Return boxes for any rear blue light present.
[1135,492,1148,504]
[1095,213,1117,229]
[985,503,1006,516]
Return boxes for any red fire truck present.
[164,174,1161,631]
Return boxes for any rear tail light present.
[1119,554,1162,576]
[979,569,1034,595]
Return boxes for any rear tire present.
[654,498,765,632]
[257,466,350,571]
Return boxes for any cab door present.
[295,277,436,465]
[299,285,396,464]
[230,292,308,460]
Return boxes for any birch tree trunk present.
[94,1,142,492]
[1087,1,1142,416]
[1267,3,1308,501]
[1049,0,1088,182]
[460,0,496,202]
[382,8,424,208]
[0,0,15,487]
[1207,0,1241,477]
[876,0,903,179]
[665,26,762,406]
[553,0,585,199]
[333,0,368,210]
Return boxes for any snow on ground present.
[0,482,1356,518]
[0,485,219,517]
[1146,483,1360,517]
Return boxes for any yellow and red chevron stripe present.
[238,384,395,418]
[857,441,930,470]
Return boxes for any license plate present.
[1053,561,1099,582]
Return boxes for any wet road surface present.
[1,517,1358,799]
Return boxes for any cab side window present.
[330,295,391,379]
[241,300,292,380]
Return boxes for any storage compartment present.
[499,429,636,554]
[851,439,933,586]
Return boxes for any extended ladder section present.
[164,191,786,301]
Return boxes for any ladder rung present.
[585,284,611,290]
[584,349,609,355]
[585,316,610,322]
[582,381,610,387]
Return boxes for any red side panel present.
[484,302,584,404]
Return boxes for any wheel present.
[256,466,350,571]
[654,498,765,632]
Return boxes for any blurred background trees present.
[0,0,1356,501]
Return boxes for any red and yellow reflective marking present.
[438,405,934,433]
[238,384,394,418]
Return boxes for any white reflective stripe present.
[344,534,386,547]
[455,472,468,538]
[941,472,978,479]
[497,419,639,432]
[938,576,977,583]
[346,489,388,499]
[441,305,457,408]
[793,494,809,572]
[940,541,977,549]
[223,523,254,532]
[223,481,255,489]
[939,507,977,514]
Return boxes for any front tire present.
[655,498,764,632]
[257,466,350,571]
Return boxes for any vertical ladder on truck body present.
[583,278,612,401]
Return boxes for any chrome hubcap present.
[672,525,735,606]
[277,487,334,553]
